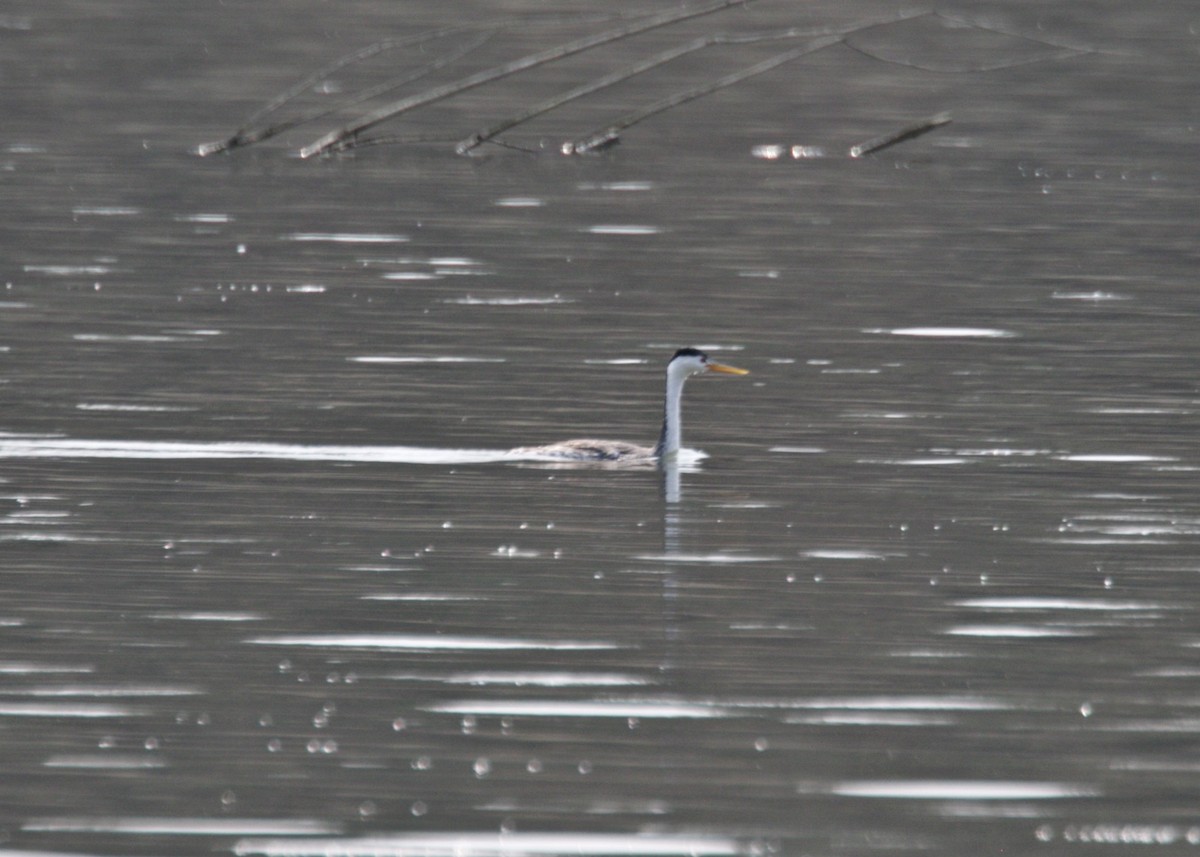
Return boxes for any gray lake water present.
[3,1,1200,855]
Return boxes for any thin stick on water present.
[564,34,845,155]
[848,111,952,158]
[300,0,756,158]
[196,26,475,156]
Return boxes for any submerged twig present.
[300,0,755,158]
[564,34,845,155]
[848,111,952,158]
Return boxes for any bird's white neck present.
[653,365,689,460]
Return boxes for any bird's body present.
[511,347,748,464]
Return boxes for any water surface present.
[3,1,1200,855]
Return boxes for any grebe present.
[512,347,748,463]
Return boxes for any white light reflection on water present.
[956,597,1171,612]
[443,295,571,306]
[24,818,342,836]
[802,549,890,560]
[147,611,266,621]
[1054,453,1178,463]
[494,196,545,207]
[867,327,1017,338]
[3,684,202,697]
[632,552,780,564]
[584,224,662,235]
[232,832,745,857]
[943,625,1094,638]
[438,672,654,687]
[424,699,731,718]
[0,437,518,465]
[786,712,957,726]
[0,702,147,718]
[282,232,408,243]
[76,402,194,412]
[348,356,506,364]
[43,754,168,770]
[245,634,623,652]
[781,695,1021,712]
[0,661,94,675]
[821,781,1099,800]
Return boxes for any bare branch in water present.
[849,112,952,158]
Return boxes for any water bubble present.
[358,801,377,819]
[473,757,492,778]
[144,737,160,750]
[412,755,432,771]
[578,760,593,775]
[259,714,274,727]
[411,801,428,817]
[754,738,769,752]
[526,758,543,774]
[461,715,477,734]
[221,789,237,807]
[392,717,407,732]
[267,739,282,752]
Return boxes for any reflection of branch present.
[197,27,479,156]
[459,10,929,156]
[842,10,1097,73]
[842,39,1087,73]
[300,0,755,158]
[199,3,1102,160]
[934,11,1112,57]
[565,34,845,155]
